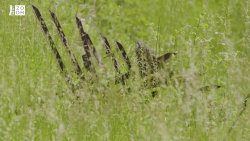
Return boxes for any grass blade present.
[227,93,250,135]
[49,10,84,79]
[115,41,131,70]
[86,34,101,66]
[31,5,74,89]
[100,34,120,74]
[75,16,93,71]
[115,41,131,84]
[75,16,100,66]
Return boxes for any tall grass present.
[0,0,249,140]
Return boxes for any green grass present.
[0,0,250,140]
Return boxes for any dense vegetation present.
[0,0,249,140]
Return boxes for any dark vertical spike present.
[74,16,100,66]
[49,10,84,79]
[100,33,120,74]
[115,41,131,84]
[115,41,131,70]
[75,16,93,71]
[82,54,92,71]
[86,34,101,66]
[31,5,74,89]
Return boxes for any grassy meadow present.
[0,0,250,140]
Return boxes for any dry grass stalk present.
[32,5,75,90]
[75,16,94,72]
[49,11,83,79]
[100,34,120,74]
